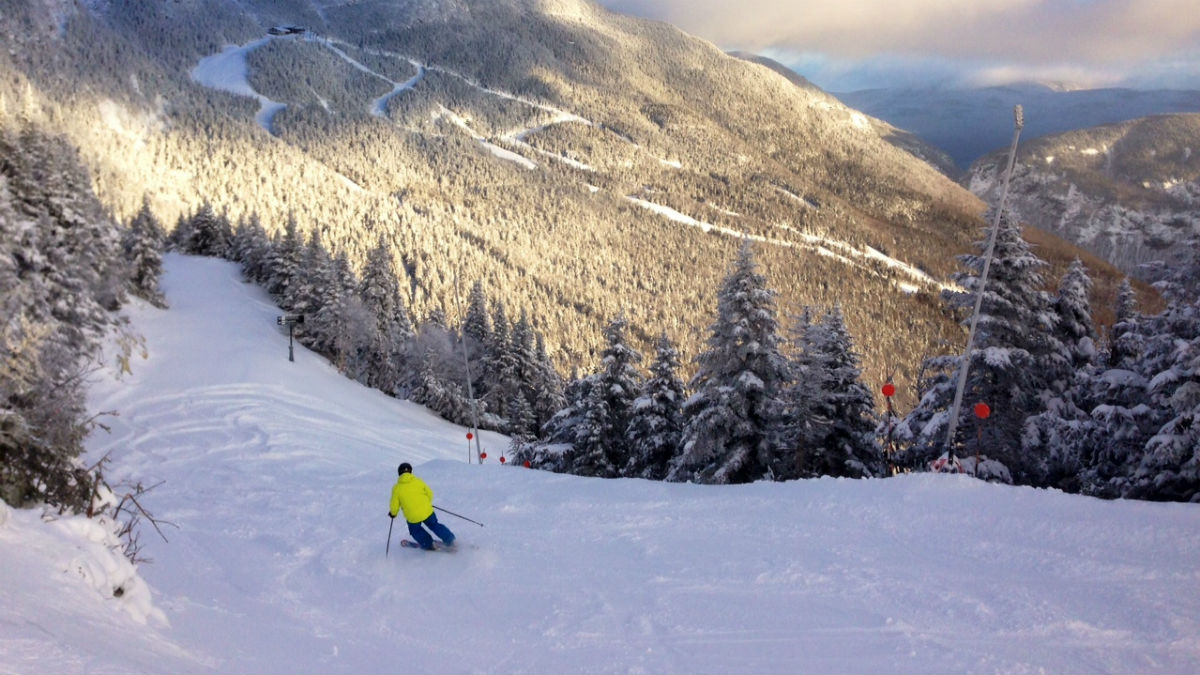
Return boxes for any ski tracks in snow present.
[72,255,1200,674]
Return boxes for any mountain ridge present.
[966,113,1200,280]
[837,83,1200,170]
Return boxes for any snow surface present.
[3,254,1200,674]
[433,105,538,170]
[318,42,425,119]
[626,197,946,294]
[188,33,698,178]
[189,38,286,134]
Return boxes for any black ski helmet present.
[398,462,413,476]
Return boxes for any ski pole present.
[386,517,395,557]
[434,505,484,527]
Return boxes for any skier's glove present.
[388,512,396,519]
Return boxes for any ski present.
[398,539,457,552]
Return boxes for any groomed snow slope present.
[2,254,1199,674]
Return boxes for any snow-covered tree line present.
[3,113,1193,502]
[894,215,1199,502]
[108,184,1200,501]
[1,122,165,512]
[514,226,1197,503]
[167,203,565,437]
[517,241,885,484]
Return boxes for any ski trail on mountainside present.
[189,38,286,134]
[625,197,948,292]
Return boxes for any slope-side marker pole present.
[943,105,1025,465]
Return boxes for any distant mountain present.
[730,52,958,176]
[0,0,1131,399]
[967,113,1200,279]
[839,83,1200,170]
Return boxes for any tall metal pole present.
[943,105,1024,462]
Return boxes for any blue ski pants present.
[407,512,455,549]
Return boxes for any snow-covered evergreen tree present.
[409,346,474,426]
[324,253,374,378]
[461,279,492,400]
[357,237,414,393]
[122,197,167,308]
[1127,237,1200,501]
[1053,259,1098,373]
[482,301,516,422]
[1022,259,1100,489]
[178,202,231,259]
[502,311,565,438]
[302,248,352,359]
[265,216,303,302]
[625,333,685,480]
[506,388,538,443]
[542,369,594,447]
[899,213,1063,485]
[587,314,644,468]
[1108,279,1141,369]
[505,311,539,437]
[1021,386,1093,492]
[1133,331,1199,501]
[530,333,565,435]
[167,212,193,253]
[408,312,470,420]
[548,314,644,476]
[797,307,883,479]
[1075,367,1157,497]
[668,241,789,484]
[231,214,272,285]
[516,367,590,473]
[777,306,820,479]
[1058,277,1152,496]
[286,229,331,320]
[571,379,618,477]
[0,123,127,511]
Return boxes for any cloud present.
[598,0,1200,89]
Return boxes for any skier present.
[388,463,456,550]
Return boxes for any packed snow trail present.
[3,254,1198,673]
[188,33,617,173]
[189,38,287,134]
[626,197,948,292]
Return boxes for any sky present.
[596,0,1200,91]
[2,253,1199,673]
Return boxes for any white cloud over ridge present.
[599,0,1200,90]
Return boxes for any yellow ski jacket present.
[389,473,434,523]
